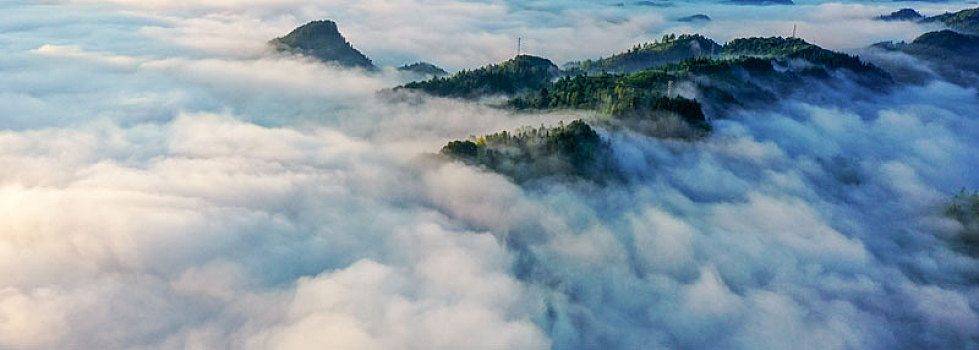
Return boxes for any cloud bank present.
[1,0,978,349]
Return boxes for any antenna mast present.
[791,24,797,38]
[517,37,521,56]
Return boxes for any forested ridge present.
[394,34,906,182]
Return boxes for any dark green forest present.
[399,34,913,183]
[440,120,615,183]
[871,29,979,86]
[565,34,722,74]
[399,55,559,98]
[923,7,979,35]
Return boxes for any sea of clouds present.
[1,0,978,349]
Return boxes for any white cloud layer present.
[1,0,978,349]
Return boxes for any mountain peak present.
[505,55,559,69]
[571,34,722,74]
[398,62,449,77]
[876,8,923,22]
[270,20,374,69]
[399,54,558,98]
[912,30,979,52]
[288,20,340,40]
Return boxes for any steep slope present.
[269,20,374,69]
[922,7,979,35]
[871,30,979,86]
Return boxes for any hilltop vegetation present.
[723,37,885,75]
[872,6,979,33]
[876,8,923,22]
[399,55,559,98]
[400,34,887,109]
[562,35,879,78]
[911,29,979,52]
[508,73,710,139]
[566,34,722,74]
[871,30,979,86]
[398,62,448,77]
[400,34,895,182]
[440,120,616,183]
[432,51,892,182]
[510,51,886,127]
[509,74,706,124]
[869,6,979,34]
[722,36,814,56]
[923,7,979,35]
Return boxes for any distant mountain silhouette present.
[398,62,448,77]
[876,8,924,21]
[677,14,712,22]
